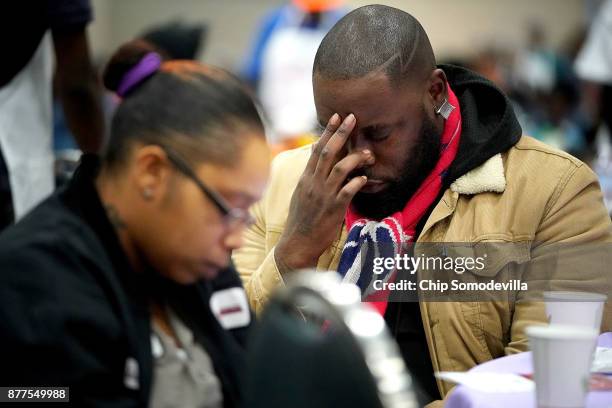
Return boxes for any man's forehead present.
[313,73,422,125]
[314,71,394,95]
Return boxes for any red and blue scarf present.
[337,86,462,315]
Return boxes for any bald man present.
[234,5,612,405]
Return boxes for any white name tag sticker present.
[210,287,251,330]
[124,357,140,390]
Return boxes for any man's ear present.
[132,145,173,203]
[427,68,448,113]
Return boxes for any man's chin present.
[352,189,404,219]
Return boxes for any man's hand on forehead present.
[274,112,374,274]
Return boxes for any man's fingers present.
[337,175,368,207]
[314,113,356,178]
[326,150,374,191]
[305,113,341,173]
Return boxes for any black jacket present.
[0,155,251,407]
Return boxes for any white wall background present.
[88,0,588,70]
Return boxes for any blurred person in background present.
[54,20,207,149]
[513,22,557,97]
[511,22,586,155]
[0,41,270,407]
[0,0,105,231]
[575,0,612,144]
[141,20,208,61]
[54,20,209,187]
[242,0,347,154]
[575,0,612,214]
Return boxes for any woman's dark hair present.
[102,40,264,168]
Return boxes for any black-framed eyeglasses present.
[161,145,255,229]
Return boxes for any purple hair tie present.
[117,52,162,97]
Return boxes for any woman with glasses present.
[0,40,270,407]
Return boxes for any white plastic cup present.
[543,291,607,331]
[526,324,598,408]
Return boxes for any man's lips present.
[364,179,385,185]
[360,178,388,193]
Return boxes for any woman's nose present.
[224,225,245,251]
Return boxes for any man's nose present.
[347,131,373,154]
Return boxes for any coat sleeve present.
[506,161,612,354]
[232,195,286,315]
[232,148,311,315]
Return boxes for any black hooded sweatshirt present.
[384,64,522,405]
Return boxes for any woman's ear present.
[132,145,173,203]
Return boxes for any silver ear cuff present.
[435,98,455,120]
